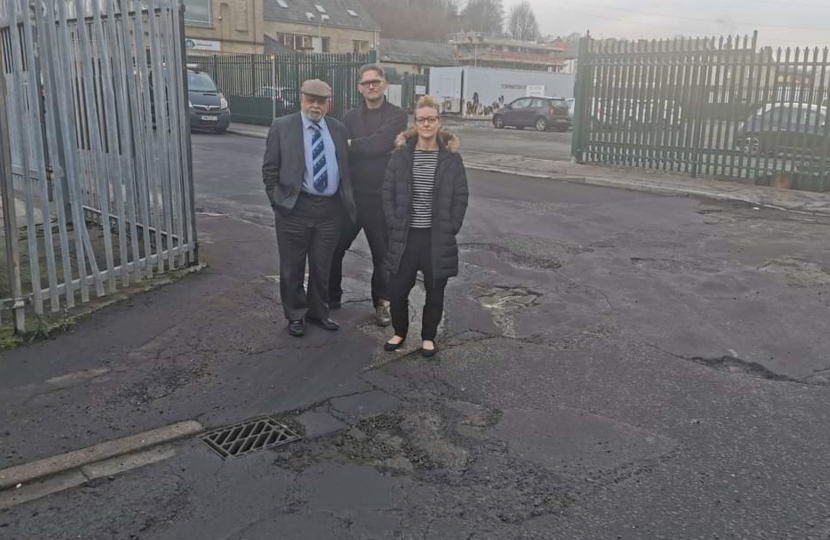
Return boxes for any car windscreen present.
[188,72,217,93]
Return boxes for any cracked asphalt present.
[1,132,829,539]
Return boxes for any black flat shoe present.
[305,316,339,331]
[288,320,305,337]
[420,346,438,358]
[384,337,406,352]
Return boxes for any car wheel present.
[493,115,505,129]
[535,117,548,132]
[741,135,760,156]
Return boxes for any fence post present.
[271,54,277,120]
[690,40,711,178]
[0,68,26,333]
[250,54,256,94]
[571,35,592,163]
[178,0,199,266]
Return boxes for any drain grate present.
[200,416,301,459]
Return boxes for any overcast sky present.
[515,0,830,50]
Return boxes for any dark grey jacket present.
[262,112,356,222]
[382,127,469,280]
[342,99,407,196]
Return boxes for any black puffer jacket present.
[382,127,469,280]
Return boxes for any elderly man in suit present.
[263,79,356,337]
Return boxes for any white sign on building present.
[526,85,546,97]
[185,38,221,52]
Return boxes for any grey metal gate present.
[0,0,197,333]
[572,32,830,192]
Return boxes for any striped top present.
[410,150,438,228]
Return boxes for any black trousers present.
[329,193,389,306]
[389,228,448,342]
[274,193,342,321]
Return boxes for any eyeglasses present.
[415,116,440,125]
[359,79,384,88]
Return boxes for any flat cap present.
[300,79,332,98]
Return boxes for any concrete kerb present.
[226,125,830,217]
[0,420,203,494]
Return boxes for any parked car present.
[566,97,575,122]
[252,86,298,110]
[493,96,572,132]
[736,103,828,156]
[188,69,231,133]
[251,85,338,116]
[590,98,683,129]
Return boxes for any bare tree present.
[364,0,460,41]
[461,0,504,35]
[507,1,539,42]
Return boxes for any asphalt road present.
[1,132,829,539]
[443,118,574,161]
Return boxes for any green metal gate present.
[572,32,830,192]
[187,52,377,126]
[402,72,429,113]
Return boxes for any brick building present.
[183,0,379,55]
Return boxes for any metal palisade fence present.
[0,0,197,332]
[186,51,377,125]
[572,32,830,192]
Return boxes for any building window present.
[353,40,369,54]
[322,37,331,53]
[277,33,316,51]
[184,0,212,26]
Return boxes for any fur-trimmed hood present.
[394,127,460,153]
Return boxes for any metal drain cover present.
[200,416,301,459]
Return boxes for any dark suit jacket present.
[262,112,356,222]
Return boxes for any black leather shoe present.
[384,337,406,352]
[288,320,305,337]
[420,345,438,358]
[305,316,339,331]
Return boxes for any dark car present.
[188,69,231,133]
[736,103,828,156]
[252,85,300,116]
[492,96,572,132]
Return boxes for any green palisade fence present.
[572,32,830,192]
[187,52,377,126]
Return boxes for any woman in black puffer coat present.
[382,96,469,358]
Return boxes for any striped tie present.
[310,123,328,193]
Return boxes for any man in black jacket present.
[328,64,407,326]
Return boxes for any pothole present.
[630,257,717,275]
[686,356,825,385]
[460,242,567,270]
[758,258,830,288]
[476,287,540,338]
[476,287,539,310]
